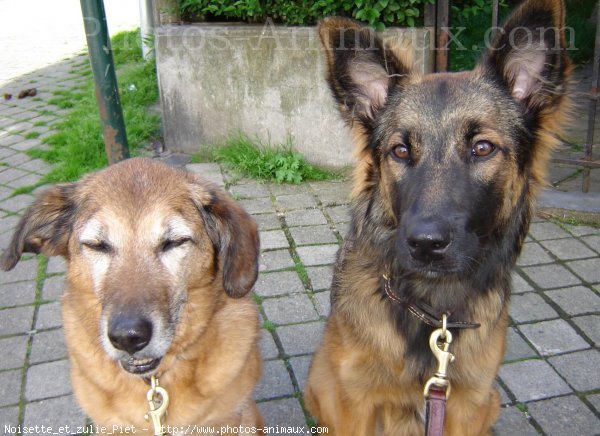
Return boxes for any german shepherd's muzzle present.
[305,0,571,434]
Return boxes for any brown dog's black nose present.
[406,220,452,263]
[108,314,153,355]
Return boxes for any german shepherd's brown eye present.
[391,144,410,161]
[472,141,496,158]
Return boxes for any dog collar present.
[382,273,480,330]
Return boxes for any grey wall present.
[155,23,433,167]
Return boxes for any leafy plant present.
[177,0,433,28]
[209,136,339,184]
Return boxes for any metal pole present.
[435,0,450,72]
[139,0,155,59]
[582,3,600,193]
[80,0,130,165]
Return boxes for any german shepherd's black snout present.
[405,218,453,263]
[108,312,153,355]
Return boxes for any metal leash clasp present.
[145,375,170,436]
[424,315,455,399]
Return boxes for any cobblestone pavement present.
[1,60,600,436]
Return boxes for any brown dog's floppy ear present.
[481,0,570,118]
[189,179,260,298]
[1,183,77,271]
[318,17,411,130]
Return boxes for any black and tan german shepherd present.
[305,0,571,434]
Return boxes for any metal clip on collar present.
[145,375,170,436]
[424,320,455,399]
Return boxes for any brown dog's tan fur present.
[305,1,570,435]
[1,158,263,434]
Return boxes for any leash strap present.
[425,387,447,436]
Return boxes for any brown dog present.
[305,0,571,435]
[1,158,263,434]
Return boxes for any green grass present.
[24,131,40,140]
[205,136,340,184]
[26,29,159,184]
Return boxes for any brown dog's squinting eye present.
[82,240,112,254]
[472,141,496,158]
[391,144,410,161]
[161,237,192,252]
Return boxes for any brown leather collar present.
[382,274,480,330]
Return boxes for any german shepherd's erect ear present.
[1,184,77,271]
[481,0,570,119]
[318,17,412,132]
[188,178,260,298]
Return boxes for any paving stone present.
[0,168,31,185]
[309,180,351,206]
[0,305,33,336]
[229,180,271,199]
[275,193,317,211]
[503,327,537,362]
[0,185,13,201]
[0,335,27,370]
[495,380,511,405]
[336,222,350,237]
[289,225,337,246]
[258,250,295,273]
[0,135,22,147]
[325,204,351,224]
[25,360,71,401]
[41,275,65,301]
[516,242,554,266]
[259,329,279,360]
[0,257,37,284]
[492,406,537,436]
[277,321,325,356]
[10,173,43,190]
[260,229,289,251]
[284,209,328,227]
[573,315,600,346]
[268,183,309,196]
[527,222,571,240]
[540,238,597,261]
[252,213,281,231]
[0,193,34,213]
[36,302,63,330]
[254,271,304,297]
[10,138,41,152]
[567,258,600,284]
[548,349,600,391]
[45,257,66,274]
[262,294,319,325]
[0,280,36,307]
[546,286,600,316]
[564,224,598,237]
[511,270,533,294]
[23,394,86,430]
[257,398,306,428]
[521,264,581,289]
[527,396,600,436]
[313,291,331,317]
[583,235,600,253]
[0,406,19,433]
[519,319,589,356]
[0,369,21,407]
[0,231,11,251]
[30,329,67,364]
[254,360,295,401]
[305,265,334,291]
[238,197,275,214]
[509,292,558,323]
[2,151,30,168]
[499,359,571,402]
[289,354,312,391]
[588,393,600,413]
[296,245,338,267]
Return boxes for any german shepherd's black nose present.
[406,220,452,263]
[108,314,153,355]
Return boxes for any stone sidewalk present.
[1,61,600,436]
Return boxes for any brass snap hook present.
[144,375,170,436]
[424,328,455,399]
